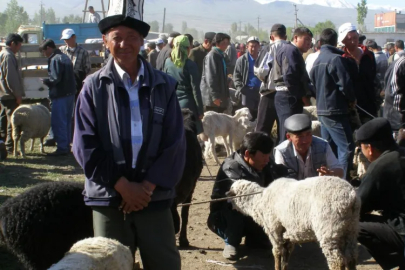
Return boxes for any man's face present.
[203,39,213,50]
[294,33,312,53]
[245,150,271,172]
[216,38,230,52]
[63,35,76,48]
[360,143,373,162]
[103,26,143,66]
[342,30,359,50]
[157,43,164,50]
[41,47,53,58]
[287,130,313,156]
[240,44,246,52]
[389,46,396,55]
[89,8,94,14]
[10,41,22,54]
[247,41,260,59]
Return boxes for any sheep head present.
[226,180,264,217]
[233,108,252,121]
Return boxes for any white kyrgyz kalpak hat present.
[247,36,260,44]
[61,29,75,40]
[98,0,150,37]
[338,23,357,43]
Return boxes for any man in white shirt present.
[305,40,321,75]
[274,114,344,179]
[88,6,101,23]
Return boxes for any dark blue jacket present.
[273,42,312,98]
[43,49,76,99]
[72,56,186,207]
[310,45,356,116]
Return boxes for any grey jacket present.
[200,48,229,108]
[233,53,249,92]
[0,47,25,100]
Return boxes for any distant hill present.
[3,0,404,33]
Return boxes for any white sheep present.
[207,117,256,157]
[227,177,360,270]
[200,108,252,165]
[353,146,370,179]
[303,105,318,120]
[48,237,133,270]
[11,104,51,157]
[311,120,322,137]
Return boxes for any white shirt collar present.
[114,59,144,87]
[292,144,311,162]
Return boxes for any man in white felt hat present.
[338,22,378,124]
[72,1,186,269]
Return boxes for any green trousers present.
[92,206,181,270]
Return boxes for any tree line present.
[0,0,82,37]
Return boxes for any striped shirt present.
[392,56,405,112]
[60,44,91,75]
[114,60,144,168]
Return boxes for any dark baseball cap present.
[204,32,216,41]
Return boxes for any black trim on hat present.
[98,15,150,37]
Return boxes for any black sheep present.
[171,109,203,247]
[0,181,93,270]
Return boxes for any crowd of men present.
[0,7,404,269]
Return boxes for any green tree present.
[312,20,336,37]
[165,23,174,33]
[4,0,29,34]
[357,0,368,31]
[147,20,159,32]
[46,8,57,24]
[0,13,8,36]
[62,14,82,24]
[231,22,237,33]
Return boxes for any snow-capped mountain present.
[255,0,355,9]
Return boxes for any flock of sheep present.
[1,103,368,269]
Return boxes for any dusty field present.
[0,147,382,270]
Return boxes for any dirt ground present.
[0,149,383,270]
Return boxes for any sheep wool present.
[48,237,133,270]
[11,104,51,157]
[201,107,252,165]
[228,176,360,270]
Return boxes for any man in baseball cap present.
[356,117,405,269]
[189,31,216,77]
[155,38,164,51]
[233,36,261,119]
[72,1,186,269]
[60,28,75,40]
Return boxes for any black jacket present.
[209,151,291,213]
[343,45,378,118]
[43,49,76,99]
[357,147,405,235]
[155,44,171,71]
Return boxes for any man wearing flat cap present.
[274,114,344,180]
[189,31,216,78]
[156,31,181,71]
[356,118,405,269]
[72,1,186,268]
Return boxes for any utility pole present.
[162,8,166,33]
[40,1,44,24]
[293,4,298,29]
[257,16,260,35]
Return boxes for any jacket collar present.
[49,48,62,59]
[100,55,166,89]
[234,151,260,178]
[320,44,344,55]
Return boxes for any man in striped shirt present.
[392,55,405,124]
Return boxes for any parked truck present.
[18,22,101,45]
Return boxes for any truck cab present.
[18,25,43,45]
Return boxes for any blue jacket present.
[72,56,186,207]
[310,45,356,116]
[43,49,76,99]
[273,42,312,99]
